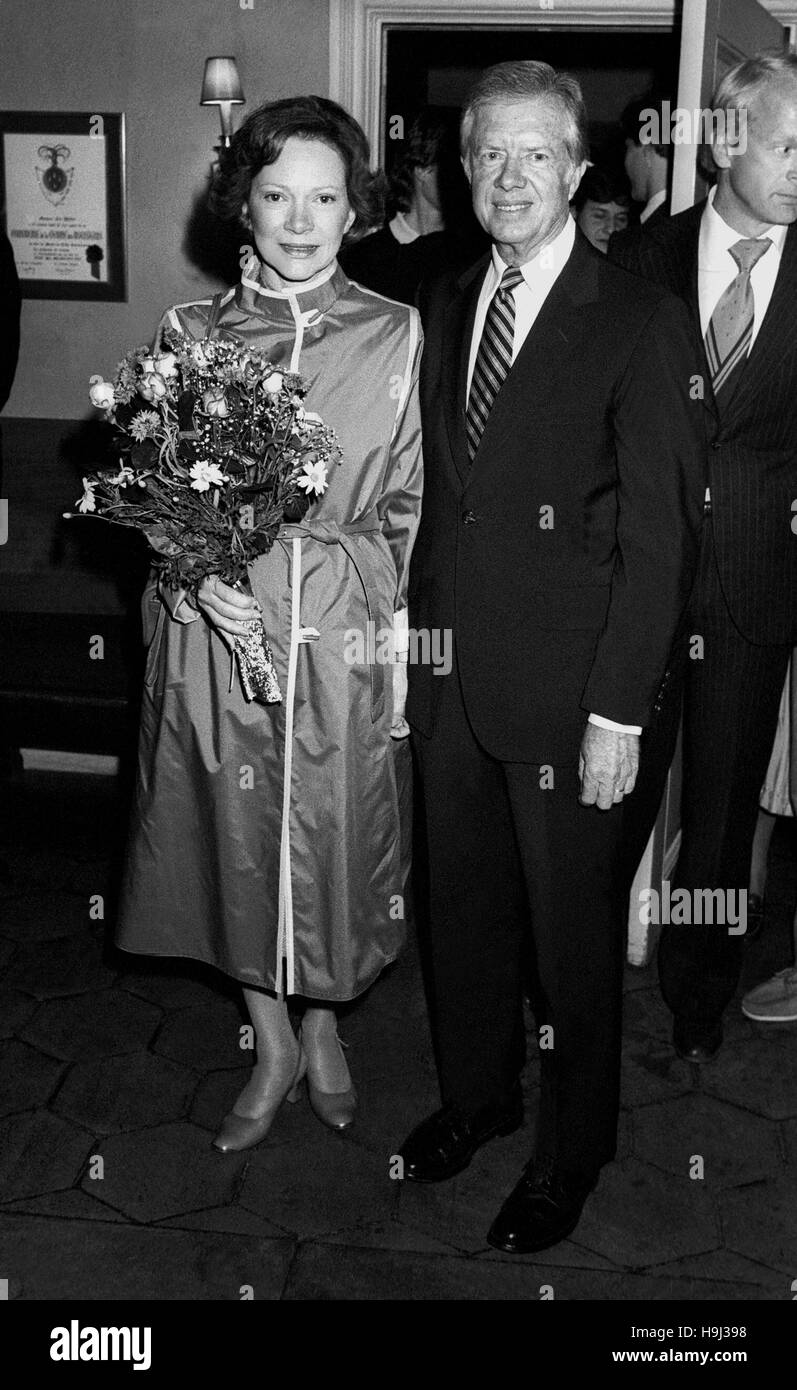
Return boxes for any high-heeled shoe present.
[300,1029,358,1131]
[212,1046,307,1153]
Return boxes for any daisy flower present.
[297,460,328,497]
[128,411,161,442]
[189,461,228,492]
[76,478,97,513]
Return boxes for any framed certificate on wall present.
[0,110,126,300]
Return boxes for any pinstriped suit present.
[612,202,797,1027]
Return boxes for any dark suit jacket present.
[407,229,706,763]
[608,200,669,262]
[610,201,797,646]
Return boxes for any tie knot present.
[730,237,771,274]
[499,266,524,294]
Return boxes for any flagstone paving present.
[1,769,796,1300]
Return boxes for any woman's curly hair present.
[209,95,385,245]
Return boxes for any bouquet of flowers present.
[67,331,342,703]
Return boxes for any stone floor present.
[1,769,796,1301]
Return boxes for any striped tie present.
[704,237,771,401]
[466,266,524,460]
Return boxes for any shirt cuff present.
[393,608,409,661]
[588,713,642,735]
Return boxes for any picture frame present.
[0,110,126,301]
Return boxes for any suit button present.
[462,510,477,525]
[710,441,721,450]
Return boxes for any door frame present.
[329,0,797,162]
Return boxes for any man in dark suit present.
[610,51,797,1063]
[609,93,673,261]
[398,60,705,1253]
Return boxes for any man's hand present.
[390,660,409,739]
[578,723,639,809]
[196,575,261,641]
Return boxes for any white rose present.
[89,380,116,410]
[303,411,323,426]
[154,351,178,378]
[263,371,284,395]
[139,356,156,374]
[140,372,168,403]
[201,387,229,418]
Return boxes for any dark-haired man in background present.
[609,93,673,259]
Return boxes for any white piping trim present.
[275,537,320,994]
[240,259,337,300]
[390,307,420,442]
[288,302,324,373]
[168,297,214,314]
[351,281,416,312]
[162,291,236,339]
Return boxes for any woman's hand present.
[390,659,410,740]
[196,575,262,640]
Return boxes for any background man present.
[611,92,673,256]
[611,51,797,1062]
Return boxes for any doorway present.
[382,26,679,175]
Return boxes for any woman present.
[572,166,632,254]
[116,96,423,1152]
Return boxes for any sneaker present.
[741,967,797,1023]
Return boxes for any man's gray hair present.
[460,60,589,166]
[712,47,797,127]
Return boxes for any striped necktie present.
[466,266,524,460]
[704,237,771,401]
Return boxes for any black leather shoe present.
[673,1015,723,1063]
[486,1159,598,1254]
[399,1088,523,1183]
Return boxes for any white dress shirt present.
[388,210,420,246]
[467,215,576,397]
[640,189,667,225]
[466,216,640,734]
[698,185,786,345]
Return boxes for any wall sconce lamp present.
[200,57,245,150]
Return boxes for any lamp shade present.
[200,57,244,106]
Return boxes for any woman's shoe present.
[212,1047,307,1153]
[302,1030,358,1131]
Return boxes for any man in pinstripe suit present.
[611,51,797,1062]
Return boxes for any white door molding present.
[329,0,797,158]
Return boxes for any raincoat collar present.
[237,260,348,324]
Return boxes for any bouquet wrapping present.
[69,332,341,703]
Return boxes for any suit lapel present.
[660,204,719,428]
[465,233,597,481]
[442,254,489,488]
[721,224,797,428]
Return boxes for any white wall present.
[1,0,330,418]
